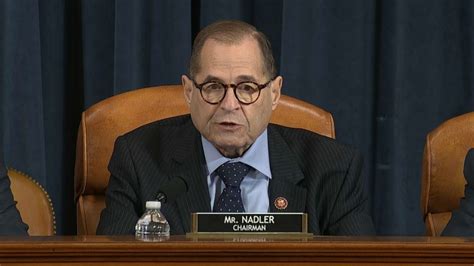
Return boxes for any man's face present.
[182,37,282,158]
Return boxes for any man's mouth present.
[220,122,237,126]
[217,122,241,130]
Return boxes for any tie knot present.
[216,162,251,188]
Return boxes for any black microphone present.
[155,176,188,203]
[465,149,474,184]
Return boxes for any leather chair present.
[8,168,56,235]
[420,112,474,236]
[75,85,335,235]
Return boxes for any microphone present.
[155,176,188,203]
[465,149,474,184]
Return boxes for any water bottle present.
[135,201,170,241]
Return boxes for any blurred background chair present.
[74,84,335,235]
[421,112,474,236]
[8,168,56,235]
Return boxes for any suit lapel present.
[267,126,307,213]
[170,121,211,232]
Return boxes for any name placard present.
[191,213,308,234]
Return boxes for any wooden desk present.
[0,235,473,265]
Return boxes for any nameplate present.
[191,213,308,234]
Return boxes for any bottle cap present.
[145,201,161,209]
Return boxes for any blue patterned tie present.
[214,162,251,212]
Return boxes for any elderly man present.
[443,148,474,236]
[97,20,375,235]
[0,152,28,235]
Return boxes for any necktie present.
[214,162,251,212]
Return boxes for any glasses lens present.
[201,83,225,103]
[236,83,260,103]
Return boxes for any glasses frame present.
[191,77,275,105]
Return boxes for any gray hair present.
[189,20,277,79]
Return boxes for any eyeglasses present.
[192,78,274,105]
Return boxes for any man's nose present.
[219,87,241,110]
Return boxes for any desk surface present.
[0,235,474,265]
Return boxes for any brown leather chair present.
[420,112,474,236]
[75,85,335,235]
[8,168,56,235]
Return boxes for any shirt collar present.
[201,129,272,179]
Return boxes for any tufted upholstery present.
[9,169,56,235]
[420,112,474,236]
[74,85,335,235]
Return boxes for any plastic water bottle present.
[135,201,170,241]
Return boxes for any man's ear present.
[182,75,193,107]
[271,76,283,110]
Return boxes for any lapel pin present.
[274,197,288,210]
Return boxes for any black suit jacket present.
[443,148,474,236]
[97,115,375,235]
[0,154,28,235]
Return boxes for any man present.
[97,20,375,235]
[0,152,29,235]
[443,148,474,236]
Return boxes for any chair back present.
[9,169,56,235]
[421,112,474,236]
[75,85,335,235]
